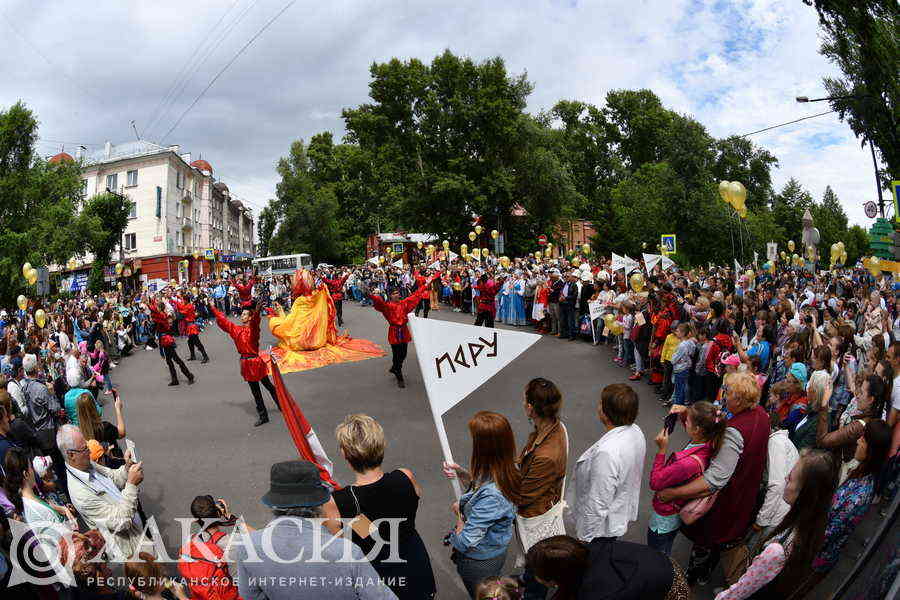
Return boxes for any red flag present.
[266,357,341,490]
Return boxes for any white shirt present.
[65,354,84,389]
[892,374,900,414]
[757,430,799,527]
[6,379,26,416]
[573,423,646,540]
[67,464,141,530]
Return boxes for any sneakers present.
[629,373,642,381]
[168,380,179,386]
[254,415,269,427]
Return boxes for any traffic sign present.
[864,201,878,219]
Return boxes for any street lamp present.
[796,94,885,217]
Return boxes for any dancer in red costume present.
[367,277,435,388]
[232,274,255,309]
[320,269,349,328]
[207,299,278,427]
[474,273,502,328]
[149,299,195,386]
[172,293,209,363]
[413,268,431,318]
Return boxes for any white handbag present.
[515,422,569,561]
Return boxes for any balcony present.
[181,217,193,230]
[182,189,192,202]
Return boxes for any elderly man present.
[21,354,62,453]
[558,270,580,341]
[58,424,145,559]
[233,460,397,600]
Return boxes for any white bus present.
[252,253,313,275]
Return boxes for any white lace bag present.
[515,422,569,559]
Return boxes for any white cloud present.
[0,0,884,226]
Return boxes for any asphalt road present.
[112,300,847,598]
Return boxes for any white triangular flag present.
[366,257,379,265]
[623,254,640,274]
[753,251,759,266]
[611,253,627,271]
[428,260,442,271]
[661,255,676,270]
[734,259,742,274]
[409,316,541,417]
[643,253,661,274]
[392,259,404,268]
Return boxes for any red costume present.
[173,298,200,336]
[370,285,431,344]
[474,280,502,316]
[321,274,349,302]
[149,303,175,347]
[233,277,255,308]
[211,306,268,382]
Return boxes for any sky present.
[1,0,887,227]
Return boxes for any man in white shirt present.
[574,384,646,541]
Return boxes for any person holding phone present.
[646,401,726,555]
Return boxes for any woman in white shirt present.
[573,383,646,541]
[3,448,74,540]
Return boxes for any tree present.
[810,185,850,258]
[74,192,132,294]
[771,178,815,247]
[0,101,86,304]
[269,140,342,262]
[711,136,778,209]
[843,224,870,264]
[257,202,277,257]
[804,0,899,183]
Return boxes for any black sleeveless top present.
[332,469,435,599]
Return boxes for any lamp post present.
[796,95,885,217]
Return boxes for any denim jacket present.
[449,480,515,560]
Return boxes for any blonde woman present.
[76,392,126,465]
[323,414,436,599]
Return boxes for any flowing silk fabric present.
[265,285,384,373]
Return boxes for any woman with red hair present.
[443,411,524,598]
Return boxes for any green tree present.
[843,224,870,264]
[810,185,849,259]
[607,162,682,256]
[75,192,132,294]
[257,202,277,257]
[771,178,815,247]
[711,136,779,209]
[804,0,899,183]
[0,101,86,304]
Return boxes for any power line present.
[144,0,246,140]
[738,109,837,137]
[160,0,297,144]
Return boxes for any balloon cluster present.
[863,256,882,277]
[718,181,747,218]
[829,242,847,268]
[602,313,623,335]
[629,272,645,292]
[21,262,38,286]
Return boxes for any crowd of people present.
[0,252,898,599]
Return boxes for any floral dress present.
[812,474,876,572]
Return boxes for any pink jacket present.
[649,442,713,516]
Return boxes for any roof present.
[191,159,213,173]
[83,140,172,166]
[49,152,74,164]
[377,233,438,243]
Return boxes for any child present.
[647,401,726,555]
[691,328,710,404]
[90,339,112,394]
[475,576,523,600]
[670,323,696,406]
[658,325,680,403]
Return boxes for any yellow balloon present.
[534,251,542,260]
[603,313,615,328]
[35,309,47,328]
[474,225,483,235]
[866,256,882,277]
[582,243,591,254]
[482,248,490,258]
[728,182,747,212]
[115,262,123,275]
[543,248,552,258]
[17,295,27,310]
[779,251,787,260]
[572,257,582,267]
[718,181,730,203]
[442,240,450,249]
[27,274,37,286]
[630,273,645,292]
[22,262,32,278]
[491,229,499,239]
[472,248,481,259]
[460,244,468,255]
[417,241,423,249]
[452,282,461,291]
[787,240,795,252]
[610,322,624,335]
[378,256,385,264]
[468,231,477,241]
[745,269,754,279]
[806,246,816,260]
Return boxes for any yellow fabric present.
[661,333,679,362]
[265,285,384,374]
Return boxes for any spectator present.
[178,495,244,600]
[326,414,436,600]
[232,459,397,599]
[474,576,523,600]
[125,552,190,600]
[817,374,886,467]
[788,373,826,451]
[20,353,62,455]
[58,529,127,600]
[714,450,838,599]
[573,383,645,542]
[752,410,800,547]
[516,377,567,600]
[442,412,523,598]
[659,372,770,587]
[647,401,724,555]
[76,392,126,465]
[525,534,689,600]
[58,424,145,559]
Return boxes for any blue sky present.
[0,0,884,226]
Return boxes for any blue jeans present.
[647,527,678,556]
[673,370,689,405]
[622,339,635,368]
[453,550,507,598]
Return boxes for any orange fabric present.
[266,285,384,374]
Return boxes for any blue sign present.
[70,273,88,291]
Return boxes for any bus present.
[252,253,313,275]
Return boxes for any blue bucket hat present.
[789,362,808,388]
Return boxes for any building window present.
[126,170,138,187]
[128,200,137,219]
[81,179,88,196]
[123,233,136,251]
[176,171,183,189]
[106,173,117,192]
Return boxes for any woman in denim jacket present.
[443,411,524,598]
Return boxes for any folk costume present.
[369,282,432,388]
[173,295,209,363]
[149,301,195,386]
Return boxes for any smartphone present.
[125,439,139,463]
[663,413,678,435]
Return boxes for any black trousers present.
[390,343,408,376]
[415,298,431,318]
[474,310,494,328]
[249,376,278,417]
[187,334,208,360]
[163,345,192,383]
[334,300,343,326]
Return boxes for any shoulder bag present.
[516,423,569,556]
